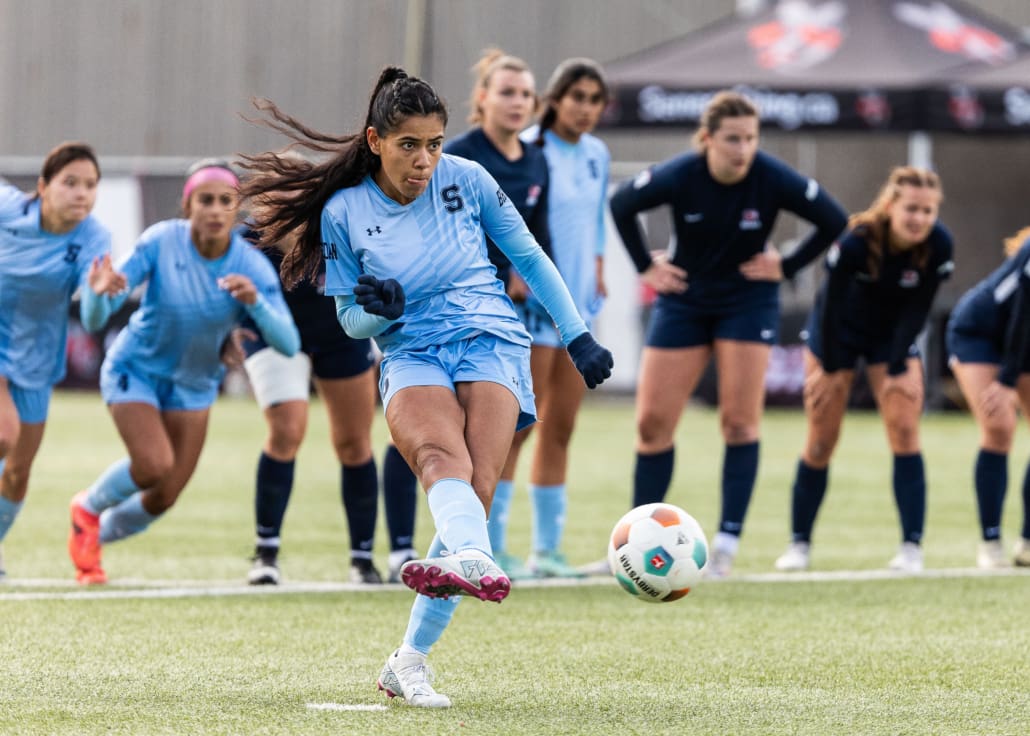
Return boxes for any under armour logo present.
[366,226,382,236]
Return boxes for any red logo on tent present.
[856,90,891,127]
[947,87,984,129]
[894,2,1015,65]
[748,1,845,71]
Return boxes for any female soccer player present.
[239,67,612,708]
[443,49,552,579]
[504,57,611,579]
[773,167,953,574]
[238,221,383,586]
[0,142,122,579]
[947,226,1030,568]
[67,159,299,585]
[610,90,847,578]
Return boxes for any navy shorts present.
[803,310,919,369]
[245,332,374,380]
[645,293,779,348]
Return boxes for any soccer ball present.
[608,503,708,603]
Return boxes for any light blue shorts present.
[4,381,52,424]
[101,360,217,411]
[379,333,537,431]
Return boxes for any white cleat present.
[704,547,736,579]
[774,541,811,572]
[1013,538,1030,568]
[400,548,511,602]
[977,540,1009,570]
[377,648,451,708]
[887,542,924,573]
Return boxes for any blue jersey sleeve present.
[609,163,680,273]
[773,163,848,280]
[0,181,26,223]
[1000,247,1030,387]
[241,252,299,356]
[474,165,587,345]
[595,148,610,257]
[885,227,954,375]
[818,237,864,373]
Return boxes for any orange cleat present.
[69,491,106,584]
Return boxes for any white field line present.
[0,566,1026,602]
[305,703,388,712]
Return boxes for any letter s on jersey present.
[442,185,464,212]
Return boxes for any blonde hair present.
[692,91,759,150]
[849,166,942,278]
[1003,226,1030,257]
[467,48,535,125]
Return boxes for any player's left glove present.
[354,274,406,320]
[566,332,613,389]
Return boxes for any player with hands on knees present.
[239,66,611,709]
[947,225,1030,569]
[773,167,953,574]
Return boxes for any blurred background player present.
[238,216,382,585]
[0,142,121,579]
[946,225,1030,568]
[67,159,299,585]
[774,167,953,573]
[505,57,611,579]
[443,49,551,579]
[240,67,611,708]
[609,90,847,577]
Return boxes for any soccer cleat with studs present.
[774,541,811,572]
[349,557,383,584]
[69,491,107,585]
[377,648,451,708]
[400,548,510,602]
[247,546,281,585]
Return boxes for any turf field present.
[1,391,1028,735]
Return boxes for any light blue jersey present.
[104,219,296,394]
[323,154,587,357]
[521,127,610,323]
[0,180,111,389]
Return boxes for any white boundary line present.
[1,566,1025,602]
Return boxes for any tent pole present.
[908,131,934,169]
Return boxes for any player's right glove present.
[353,274,406,320]
[566,332,613,389]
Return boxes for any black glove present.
[353,274,406,320]
[566,333,613,389]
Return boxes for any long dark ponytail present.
[238,66,448,287]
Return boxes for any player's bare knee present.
[637,414,673,448]
[720,419,758,445]
[131,455,174,488]
[981,420,1015,453]
[414,442,471,483]
[888,422,919,452]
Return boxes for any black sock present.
[1021,460,1030,540]
[791,459,828,543]
[719,442,759,536]
[383,445,417,551]
[633,448,674,507]
[255,453,294,544]
[342,459,378,555]
[974,449,1007,541]
[893,453,926,544]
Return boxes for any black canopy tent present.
[926,51,1030,133]
[600,0,1029,133]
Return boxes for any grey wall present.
[2,0,1029,300]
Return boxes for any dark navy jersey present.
[818,222,954,375]
[610,150,846,306]
[950,236,1030,386]
[444,128,550,284]
[239,228,346,347]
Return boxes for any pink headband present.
[182,167,240,204]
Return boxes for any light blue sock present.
[530,483,566,553]
[488,479,515,555]
[426,478,491,555]
[0,495,23,543]
[99,492,159,544]
[403,533,460,654]
[84,458,141,515]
